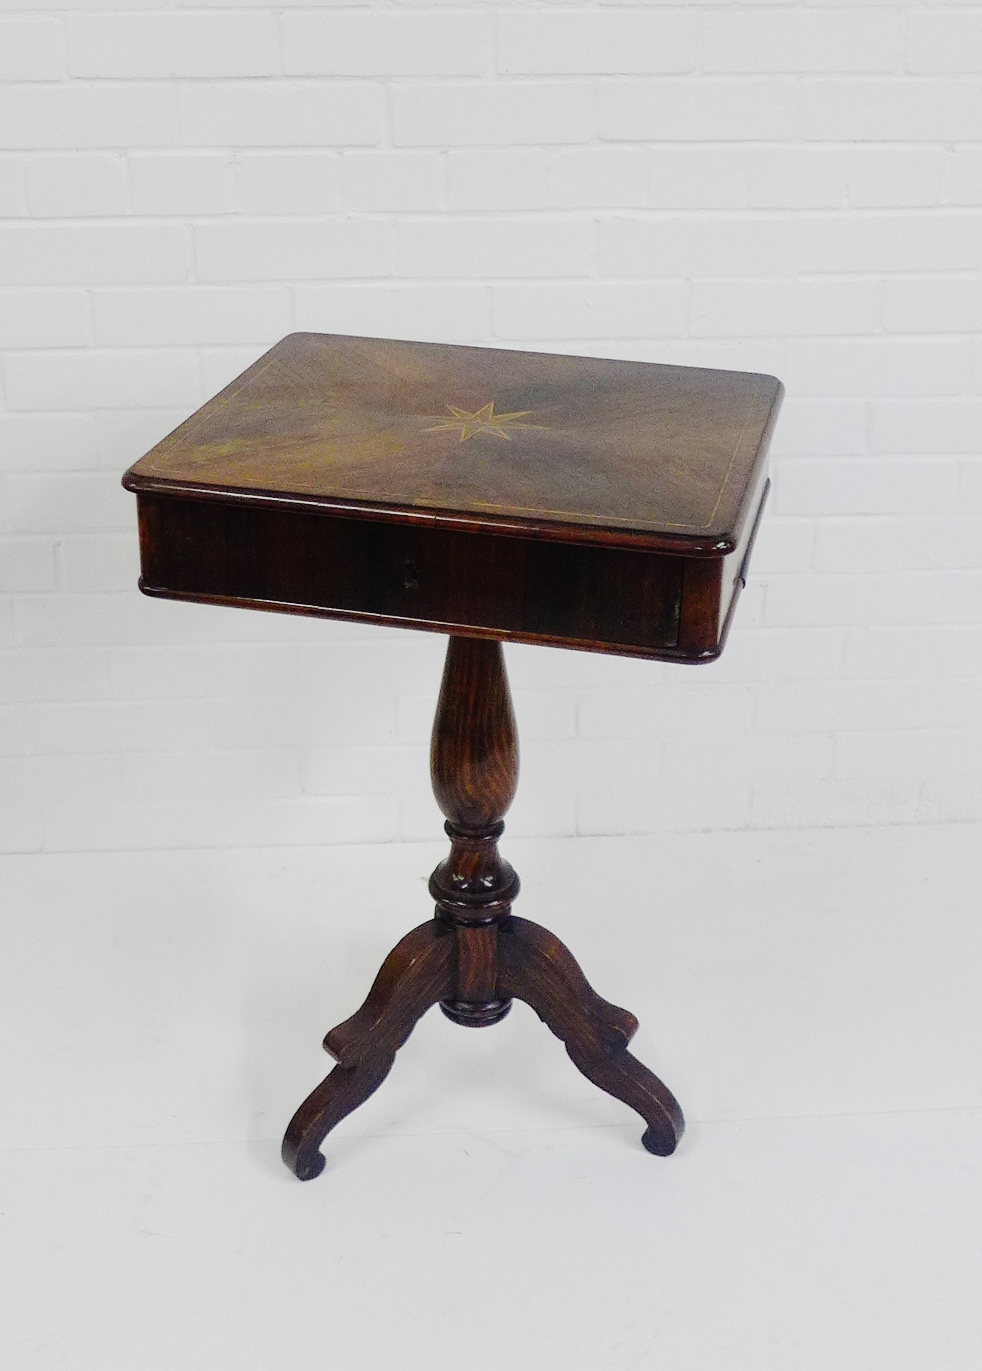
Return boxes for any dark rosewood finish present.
[282,635,684,1180]
[123,331,782,663]
[121,334,782,1182]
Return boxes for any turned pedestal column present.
[281,636,684,1181]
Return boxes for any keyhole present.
[403,559,420,591]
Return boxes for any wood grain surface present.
[124,331,782,550]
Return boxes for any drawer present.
[135,493,688,659]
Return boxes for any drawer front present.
[137,495,684,657]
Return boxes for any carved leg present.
[282,919,454,1180]
[498,916,685,1156]
[282,636,684,1181]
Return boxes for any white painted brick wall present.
[1,3,980,855]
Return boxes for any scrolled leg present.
[498,916,684,1156]
[282,919,455,1180]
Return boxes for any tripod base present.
[282,913,684,1181]
[282,636,684,1182]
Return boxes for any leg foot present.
[498,916,684,1155]
[282,919,454,1180]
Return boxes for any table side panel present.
[135,494,689,659]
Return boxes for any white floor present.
[2,824,981,1369]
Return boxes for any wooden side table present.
[123,333,782,1180]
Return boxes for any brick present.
[784,338,971,398]
[4,474,134,534]
[525,737,664,795]
[238,152,340,215]
[194,219,391,282]
[969,338,982,394]
[0,413,99,474]
[664,731,834,789]
[578,683,752,739]
[773,459,956,517]
[702,10,902,73]
[0,224,190,286]
[764,572,982,627]
[883,278,982,334]
[907,13,982,74]
[66,12,278,78]
[945,148,982,206]
[91,287,291,347]
[845,148,947,208]
[0,17,66,80]
[17,590,297,649]
[746,148,847,210]
[803,79,982,142]
[960,461,982,513]
[749,517,815,574]
[814,518,982,573]
[812,213,982,274]
[298,636,446,698]
[207,692,397,750]
[751,778,919,830]
[392,81,594,146]
[648,147,748,209]
[129,153,235,215]
[0,157,28,216]
[619,338,785,378]
[0,290,90,348]
[56,534,140,592]
[919,777,982,823]
[492,281,687,340]
[42,795,400,854]
[834,729,982,782]
[395,217,593,278]
[0,539,57,592]
[758,678,981,734]
[599,217,786,279]
[0,805,44,854]
[550,148,646,209]
[691,279,881,338]
[767,400,869,459]
[302,743,427,796]
[25,153,128,217]
[179,82,383,148]
[0,0,175,9]
[0,83,178,150]
[0,752,121,807]
[0,699,222,757]
[3,350,200,413]
[341,151,443,212]
[448,150,549,211]
[111,644,297,700]
[600,79,797,142]
[870,400,982,455]
[498,11,698,74]
[294,283,491,342]
[844,626,982,679]
[283,12,488,76]
[578,777,752,836]
[118,748,300,804]
[605,213,982,280]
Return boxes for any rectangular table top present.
[124,332,782,556]
[123,334,783,663]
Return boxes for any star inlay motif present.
[425,401,541,442]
